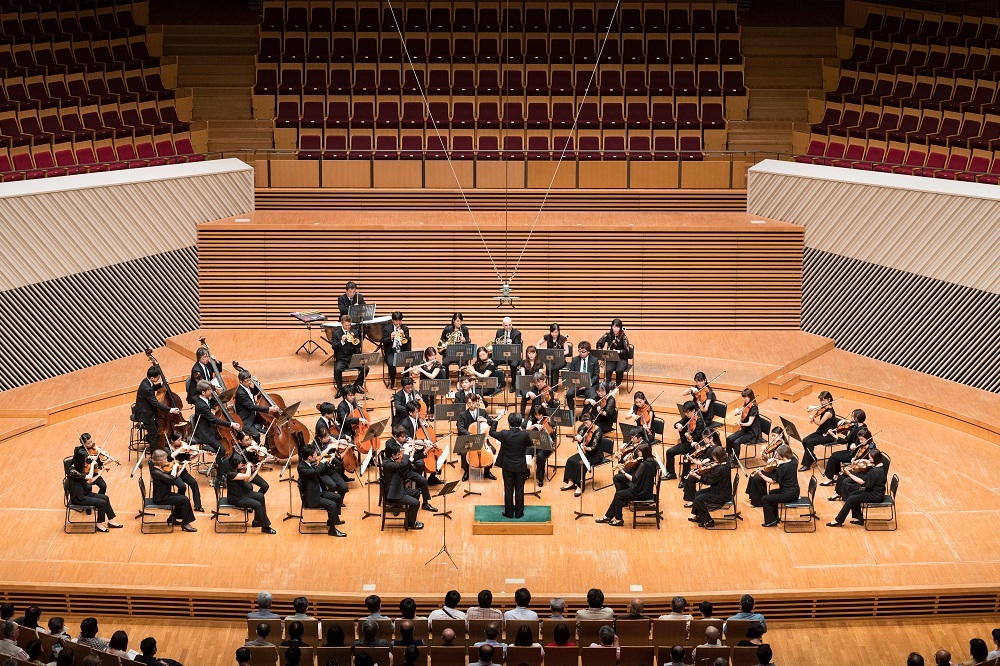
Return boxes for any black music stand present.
[421,378,452,403]
[492,343,522,365]
[431,434,455,519]
[291,311,328,356]
[574,441,593,520]
[536,348,565,382]
[386,350,423,389]
[359,419,388,521]
[475,376,499,399]
[514,374,535,395]
[549,408,574,481]
[426,480,460,569]
[780,417,804,443]
[525,429,553,499]
[433,402,462,469]
[454,434,486,498]
[444,343,475,368]
[278,426,302,522]
[348,304,376,348]
[350,351,382,399]
[561,369,590,412]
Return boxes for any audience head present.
[746,622,764,641]
[79,617,99,638]
[934,649,951,666]
[739,594,755,612]
[399,597,417,619]
[714,659,727,666]
[670,645,686,662]
[284,645,301,666]
[140,637,157,657]
[256,622,271,639]
[705,626,721,644]
[477,589,493,608]
[699,601,714,618]
[671,596,687,614]
[485,622,500,640]
[629,598,644,615]
[324,624,345,647]
[56,648,74,666]
[444,590,461,609]
[81,656,101,666]
[48,617,65,634]
[598,625,615,646]
[25,640,41,661]
[360,619,377,642]
[365,594,381,614]
[399,620,414,640]
[23,605,41,628]
[757,644,773,665]
[403,643,420,665]
[0,622,14,640]
[553,623,571,646]
[256,591,273,610]
[970,638,989,662]
[354,652,375,666]
[235,646,251,666]
[514,625,533,647]
[587,588,605,609]
[109,630,128,651]
[440,628,456,645]
[293,596,309,614]
[993,628,1000,647]
[515,588,531,608]
[288,621,303,640]
[0,606,11,622]
[478,644,495,663]
[906,653,924,666]
[550,598,565,616]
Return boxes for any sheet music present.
[578,442,592,471]
[360,446,375,476]
[653,451,668,477]
[437,442,451,472]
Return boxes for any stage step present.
[780,381,814,402]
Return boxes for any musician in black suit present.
[457,393,497,482]
[561,412,603,496]
[66,454,121,532]
[234,371,280,443]
[134,367,181,448]
[822,409,868,484]
[392,378,421,425]
[382,311,411,389]
[313,427,350,500]
[387,426,438,511]
[598,442,657,526]
[828,450,887,528]
[439,313,472,373]
[226,453,275,534]
[337,386,365,439]
[315,402,342,440]
[330,314,368,396]
[490,412,532,518]
[453,375,484,409]
[726,388,761,459]
[492,316,523,374]
[382,439,425,529]
[337,281,365,317]
[688,447,733,528]
[192,381,238,454]
[298,444,346,537]
[665,402,703,480]
[149,449,197,532]
[192,347,223,391]
[564,341,600,411]
[758,444,800,527]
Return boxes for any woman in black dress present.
[415,346,444,414]
[66,455,122,532]
[757,444,800,527]
[688,447,732,528]
[537,323,572,375]
[596,318,630,386]
[561,412,603,496]
[726,388,760,459]
[800,390,836,471]
[469,346,505,397]
[746,427,788,506]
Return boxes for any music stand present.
[536,348,565,381]
[549,408,575,481]
[359,444,379,520]
[454,434,486,498]
[433,435,454,519]
[350,351,382,399]
[514,374,534,394]
[291,311,328,356]
[475,376,499,397]
[525,429,553,499]
[394,350,424,371]
[590,349,620,365]
[444,343,475,368]
[426,480,460,569]
[574,441,593,520]
[780,417,803,443]
[349,304,375,326]
[676,403,687,416]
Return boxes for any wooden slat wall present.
[198,213,803,329]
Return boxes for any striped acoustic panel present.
[803,248,1000,392]
[0,248,199,391]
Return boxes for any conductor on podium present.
[490,413,532,519]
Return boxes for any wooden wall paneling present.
[424,160,474,189]
[578,161,628,188]
[269,159,319,188]
[629,161,680,188]
[474,161,526,188]
[321,161,373,188]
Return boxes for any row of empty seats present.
[825,71,1000,113]
[261,2,740,39]
[840,41,1000,80]
[0,2,146,48]
[3,99,188,146]
[853,7,1000,49]
[1,69,175,115]
[797,135,1000,183]
[813,105,1000,150]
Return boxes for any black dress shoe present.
[826,521,843,528]
[503,512,514,519]
[514,513,524,519]
[761,520,780,528]
[329,528,347,537]
[261,527,276,534]
[461,471,469,482]
[663,472,677,480]
[194,506,205,512]
[251,520,260,527]
[699,520,716,529]
[408,521,424,530]
[683,502,694,508]
[819,480,835,487]
[798,465,811,472]
[422,503,439,512]
[688,517,702,523]
[334,389,343,399]
[181,523,198,532]
[538,478,544,487]
[427,475,443,486]
[483,471,498,480]
[355,385,366,394]
[849,519,865,526]
[828,495,842,502]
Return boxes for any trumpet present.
[391,329,408,346]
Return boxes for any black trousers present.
[612,472,630,492]
[157,493,196,525]
[682,474,700,502]
[761,489,799,524]
[176,469,202,509]
[605,487,644,521]
[322,471,348,499]
[242,420,264,443]
[836,477,861,499]
[79,494,115,522]
[565,386,594,411]
[604,360,628,385]
[692,489,727,523]
[835,489,883,523]
[334,360,369,391]
[389,488,421,525]
[533,448,552,483]
[142,418,158,448]
[726,430,757,458]
[801,432,836,467]
[824,449,855,480]
[746,474,768,506]
[198,432,221,455]
[307,491,342,527]
[92,476,108,494]
[665,441,693,475]
[233,490,270,529]
[502,468,529,516]
[405,469,431,503]
[563,451,600,489]
[252,475,269,494]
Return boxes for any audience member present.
[77,617,108,651]
[15,606,42,631]
[283,645,301,666]
[361,595,392,624]
[725,594,767,634]
[0,622,27,660]
[990,629,1000,660]
[81,656,101,666]
[428,591,466,630]
[512,624,544,658]
[53,647,75,666]
[548,598,567,620]
[693,626,723,665]
[546,623,575,647]
[588,625,620,663]
[619,598,649,621]
[934,649,955,666]
[907,653,925,666]
[398,598,425,621]
[280,622,308,648]
[135,637,179,666]
[470,644,495,666]
[352,620,389,649]
[658,596,693,622]
[234,646,250,666]
[576,589,614,622]
[0,607,12,622]
[108,630,138,659]
[736,622,766,647]
[755,644,776,666]
[439,628,457,646]
[473,622,507,659]
[504,588,539,623]
[392,620,424,648]
[713,658,728,666]
[324,624,345,647]
[961,639,989,666]
[468,590,503,621]
[24,639,44,666]
[664,644,687,666]
[353,652,376,666]
[47,617,70,639]
[245,623,272,647]
[285,597,313,621]
[698,601,718,619]
[248,592,279,620]
[401,643,420,666]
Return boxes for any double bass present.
[232,361,310,459]
[349,399,374,454]
[198,337,241,455]
[144,348,188,444]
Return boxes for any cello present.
[197,337,241,455]
[468,400,506,469]
[143,348,188,444]
[414,397,443,473]
[349,398,374,454]
[232,360,311,459]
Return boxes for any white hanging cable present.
[507,0,623,285]
[386,0,505,284]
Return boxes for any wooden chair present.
[503,619,539,642]
[392,644,428,665]
[246,618,283,643]
[652,619,689,650]
[318,618,356,645]
[722,620,756,646]
[95,650,121,666]
[467,618,500,643]
[298,619,321,647]
[540,619,570,645]
[374,619,395,642]
[506,645,543,665]
[581,645,618,666]
[430,618,468,644]
[576,619,608,646]
[429,645,468,665]
[36,632,60,661]
[688,619,723,644]
[615,619,651,645]
[353,646,390,665]
[314,646,352,665]
[246,646,279,666]
[295,478,329,534]
[732,645,761,666]
[542,645,581,666]
[621,645,656,664]
[693,645,731,665]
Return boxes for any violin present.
[684,458,721,481]
[734,397,757,422]
[761,435,786,460]
[233,360,310,459]
[685,429,718,462]
[844,458,873,475]
[144,348,187,444]
[752,458,781,477]
[634,403,653,431]
[612,436,641,473]
[532,414,555,437]
[578,421,598,452]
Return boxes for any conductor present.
[490,413,532,519]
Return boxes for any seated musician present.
[519,345,546,381]
[234,429,271,495]
[336,386,367,438]
[165,430,204,512]
[315,402,342,439]
[827,449,887,528]
[469,346,504,397]
[537,323,573,363]
[135,366,182,448]
[400,400,443,486]
[525,403,555,486]
[193,380,238,454]
[185,368,203,406]
[149,449,197,532]
[597,442,656,527]
[382,310,411,390]
[74,434,108,495]
[687,446,732,528]
[565,341,600,411]
[297,444,346,537]
[821,409,868,485]
[830,428,877,501]
[523,371,558,417]
[392,377,421,425]
[337,280,365,317]
[457,393,497,482]
[382,438,426,529]
[596,318,631,386]
[192,346,223,392]
[234,371,280,443]
[610,429,645,494]
[492,316,523,374]
[800,390,836,471]
[386,426,438,512]
[665,401,702,481]
[415,347,444,415]
[331,314,368,397]
[682,372,716,428]
[625,391,655,444]
[583,382,618,437]
[454,375,485,409]
[561,412,603,497]
[439,313,471,373]
[755,444,800,528]
[313,426,351,500]
[226,453,275,534]
[66,452,122,532]
[746,427,788,507]
[726,388,760,459]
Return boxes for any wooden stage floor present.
[1,328,998,613]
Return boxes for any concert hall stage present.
[1,327,998,622]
